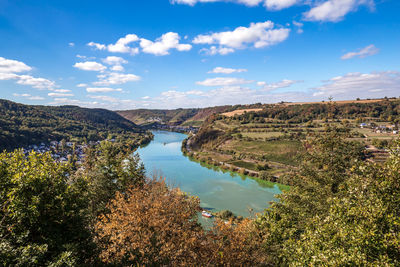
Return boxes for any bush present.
[0,150,95,266]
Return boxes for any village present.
[359,122,399,135]
[23,140,104,165]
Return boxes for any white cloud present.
[50,89,71,93]
[304,0,373,22]
[87,41,107,50]
[93,72,141,86]
[102,56,128,72]
[88,33,191,56]
[196,77,254,86]
[108,34,140,54]
[200,46,235,55]
[257,79,300,91]
[171,0,266,7]
[0,57,32,73]
[16,75,56,90]
[193,21,290,54]
[142,96,151,99]
[77,83,88,87]
[0,57,56,90]
[341,44,379,60]
[173,0,371,22]
[102,56,128,65]
[147,85,311,109]
[171,0,299,9]
[48,98,105,107]
[68,42,75,47]
[13,93,45,101]
[140,32,192,56]
[208,67,248,74]
[111,65,125,71]
[88,95,119,102]
[86,87,123,93]
[73,61,107,72]
[76,55,96,60]
[264,0,298,10]
[313,71,400,98]
[29,96,45,100]
[88,35,140,55]
[48,92,74,97]
[293,20,304,34]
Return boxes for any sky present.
[0,0,399,110]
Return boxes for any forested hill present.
[117,105,230,127]
[0,99,143,151]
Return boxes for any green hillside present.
[0,99,144,151]
[117,105,231,127]
[185,98,400,183]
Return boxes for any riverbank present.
[181,137,290,191]
[137,131,282,218]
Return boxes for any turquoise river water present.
[137,131,282,219]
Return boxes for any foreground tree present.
[283,141,400,266]
[257,131,400,266]
[0,150,94,266]
[76,141,146,219]
[95,178,268,266]
[95,178,205,266]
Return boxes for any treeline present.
[226,99,400,123]
[1,130,399,266]
[0,99,147,151]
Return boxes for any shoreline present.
[180,136,290,192]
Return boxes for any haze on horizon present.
[0,0,399,110]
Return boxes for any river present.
[137,131,282,219]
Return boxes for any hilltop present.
[0,99,144,151]
[117,105,230,127]
[184,98,400,184]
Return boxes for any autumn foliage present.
[95,178,268,266]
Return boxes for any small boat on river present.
[202,210,213,218]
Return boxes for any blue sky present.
[0,0,399,109]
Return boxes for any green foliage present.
[76,141,146,218]
[372,138,391,149]
[0,99,144,151]
[256,131,400,266]
[0,150,94,266]
[117,105,230,126]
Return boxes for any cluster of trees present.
[0,140,147,265]
[1,129,399,266]
[257,131,400,265]
[0,99,147,151]
[223,99,400,123]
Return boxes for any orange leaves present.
[95,179,203,265]
[95,178,268,266]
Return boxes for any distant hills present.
[3,97,398,152]
[0,99,143,151]
[117,106,231,127]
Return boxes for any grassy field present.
[222,108,263,117]
[223,140,302,166]
[186,99,400,185]
[228,160,257,170]
[240,132,284,139]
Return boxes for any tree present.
[256,129,366,264]
[0,150,94,266]
[95,179,205,266]
[76,141,146,219]
[95,178,269,266]
[282,140,400,266]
